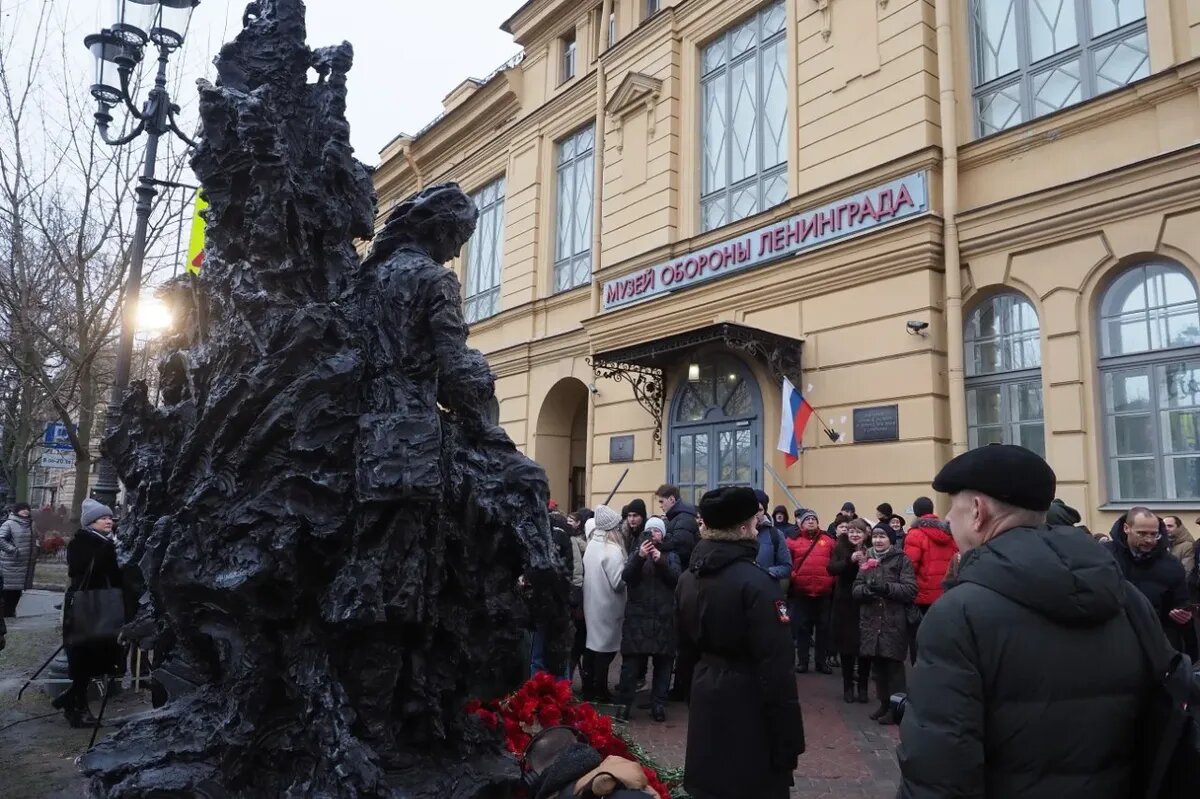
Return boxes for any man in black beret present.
[898,445,1177,799]
[676,487,804,799]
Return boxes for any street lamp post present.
[85,0,199,509]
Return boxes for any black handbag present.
[64,555,125,647]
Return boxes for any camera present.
[905,320,929,335]
[890,692,908,722]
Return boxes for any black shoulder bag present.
[64,550,125,647]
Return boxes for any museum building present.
[372,0,1200,530]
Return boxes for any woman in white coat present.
[582,504,627,701]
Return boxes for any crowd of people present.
[551,487,977,730]
[548,464,1200,798]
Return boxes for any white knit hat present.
[584,518,596,538]
[646,517,666,535]
[593,504,621,532]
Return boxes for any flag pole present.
[764,462,805,511]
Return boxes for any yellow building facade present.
[373,0,1200,531]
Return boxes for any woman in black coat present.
[853,527,917,725]
[53,499,130,727]
[827,519,871,704]
[614,517,681,722]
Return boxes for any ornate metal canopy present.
[588,323,804,448]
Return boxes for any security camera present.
[588,383,600,395]
[906,320,929,336]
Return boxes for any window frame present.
[560,30,577,83]
[963,292,1046,455]
[698,0,789,234]
[645,0,661,20]
[968,0,1149,138]
[462,176,506,325]
[553,124,596,294]
[1097,262,1200,503]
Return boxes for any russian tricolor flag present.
[777,377,814,467]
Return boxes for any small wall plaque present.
[853,405,899,443]
[610,434,635,463]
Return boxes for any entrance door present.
[669,353,763,506]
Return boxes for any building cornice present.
[959,59,1200,172]
[584,217,943,353]
[958,144,1200,258]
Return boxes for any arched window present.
[964,292,1044,455]
[1099,262,1200,501]
[668,352,763,506]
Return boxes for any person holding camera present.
[614,517,680,723]
[898,445,1174,799]
[852,525,917,724]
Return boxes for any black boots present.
[650,705,666,723]
[843,687,855,703]
[856,685,870,703]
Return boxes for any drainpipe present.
[584,0,612,506]
[403,145,424,191]
[935,0,967,456]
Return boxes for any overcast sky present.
[57,0,522,165]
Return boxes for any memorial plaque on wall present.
[853,405,899,443]
[610,434,635,463]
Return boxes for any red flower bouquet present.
[466,672,676,798]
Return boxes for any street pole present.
[89,53,169,510]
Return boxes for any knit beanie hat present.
[645,517,666,536]
[81,498,114,528]
[584,518,596,539]
[623,498,647,519]
[593,505,621,533]
[797,509,818,525]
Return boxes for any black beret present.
[932,444,1056,512]
[699,486,760,530]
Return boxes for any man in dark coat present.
[614,517,680,722]
[899,445,1172,799]
[1105,509,1194,658]
[655,484,699,568]
[656,483,700,700]
[54,498,132,727]
[676,486,804,799]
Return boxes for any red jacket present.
[903,515,958,606]
[787,532,835,597]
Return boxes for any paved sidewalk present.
[623,669,901,798]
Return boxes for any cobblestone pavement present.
[621,666,901,798]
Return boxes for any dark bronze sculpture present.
[82,2,568,795]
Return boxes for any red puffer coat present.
[903,515,958,606]
[787,532,835,597]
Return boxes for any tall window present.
[1099,263,1200,502]
[561,30,577,82]
[965,293,1045,456]
[700,0,788,233]
[646,0,661,18]
[969,1,1149,137]
[554,125,595,293]
[463,177,505,323]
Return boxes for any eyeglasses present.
[1128,529,1162,541]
